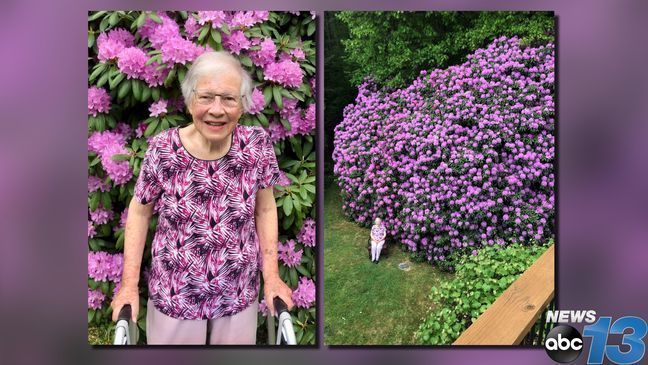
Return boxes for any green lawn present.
[324,182,452,345]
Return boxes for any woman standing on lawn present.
[370,218,387,263]
[110,51,292,345]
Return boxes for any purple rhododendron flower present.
[88,221,96,238]
[292,277,315,308]
[297,218,316,247]
[88,288,106,310]
[278,239,303,267]
[248,88,266,115]
[90,205,114,225]
[264,59,303,88]
[88,86,111,116]
[149,99,168,117]
[333,37,555,264]
[88,251,123,282]
[117,47,148,79]
[223,30,251,55]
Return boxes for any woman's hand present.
[263,274,293,316]
[111,285,139,322]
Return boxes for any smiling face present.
[187,70,243,147]
[375,218,382,225]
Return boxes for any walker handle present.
[118,304,132,322]
[273,297,289,315]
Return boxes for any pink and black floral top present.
[371,224,386,241]
[134,125,280,320]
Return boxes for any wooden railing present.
[453,244,555,345]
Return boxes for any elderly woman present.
[370,218,387,263]
[111,51,293,345]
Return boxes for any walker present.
[113,297,297,345]
[113,304,138,345]
[267,297,297,345]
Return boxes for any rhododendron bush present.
[333,37,554,269]
[87,11,316,344]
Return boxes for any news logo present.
[544,310,647,364]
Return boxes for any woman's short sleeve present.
[134,136,163,205]
[257,130,281,189]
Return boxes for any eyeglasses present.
[192,89,241,108]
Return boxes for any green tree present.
[336,11,555,88]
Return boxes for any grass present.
[88,324,113,345]
[324,182,452,345]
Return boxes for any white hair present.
[180,51,254,113]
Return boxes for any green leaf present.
[210,28,221,44]
[109,72,125,90]
[149,12,162,24]
[239,55,252,68]
[141,85,151,101]
[256,112,269,127]
[177,67,186,83]
[88,31,95,48]
[101,192,112,210]
[144,119,159,137]
[89,192,100,211]
[272,85,283,109]
[164,67,176,87]
[135,12,146,28]
[307,21,316,37]
[296,264,310,278]
[88,309,96,323]
[96,72,109,88]
[282,196,293,216]
[88,11,107,22]
[289,267,298,287]
[99,16,110,32]
[263,86,273,107]
[89,64,105,83]
[108,12,120,27]
[220,23,230,35]
[132,79,142,100]
[151,87,160,101]
[117,78,131,99]
[198,25,210,42]
[110,153,131,161]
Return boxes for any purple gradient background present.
[1,0,647,364]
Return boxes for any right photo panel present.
[324,11,556,346]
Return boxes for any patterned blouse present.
[134,125,280,320]
[371,224,386,241]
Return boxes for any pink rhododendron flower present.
[88,288,105,310]
[248,88,265,114]
[292,277,315,308]
[197,11,227,27]
[249,37,276,67]
[278,239,302,267]
[223,30,251,55]
[297,218,315,247]
[88,86,110,116]
[264,60,303,88]
[149,99,168,117]
[89,205,114,225]
[88,221,96,238]
[117,47,147,79]
[88,251,123,282]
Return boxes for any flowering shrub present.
[415,242,551,344]
[333,37,554,268]
[87,11,316,345]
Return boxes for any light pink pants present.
[146,299,258,345]
[371,240,385,261]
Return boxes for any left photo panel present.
[87,11,317,346]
